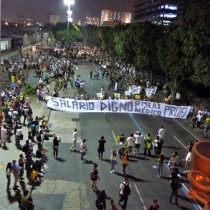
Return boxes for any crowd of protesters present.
[1,42,210,210]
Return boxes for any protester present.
[80,139,87,162]
[90,163,100,191]
[134,131,143,154]
[53,135,61,159]
[6,162,13,191]
[97,136,106,160]
[70,128,78,151]
[121,150,129,175]
[118,176,131,210]
[110,149,117,173]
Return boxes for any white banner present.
[47,97,191,119]
[128,85,141,95]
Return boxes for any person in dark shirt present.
[148,199,160,210]
[97,136,106,160]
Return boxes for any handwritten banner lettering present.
[47,97,191,119]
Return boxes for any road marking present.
[133,182,147,210]
[91,82,93,86]
[174,119,200,141]
[173,135,187,149]
[128,114,202,210]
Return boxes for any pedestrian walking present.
[70,128,78,151]
[110,149,117,173]
[80,139,87,162]
[157,154,165,178]
[183,148,192,174]
[148,199,160,210]
[1,124,8,148]
[133,131,143,154]
[97,189,110,210]
[126,133,135,154]
[97,136,106,160]
[121,150,129,175]
[53,135,61,159]
[158,126,165,141]
[169,176,182,206]
[18,154,25,181]
[6,162,12,191]
[15,126,23,148]
[118,176,131,210]
[12,160,20,190]
[90,163,100,191]
[144,133,152,156]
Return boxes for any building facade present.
[85,16,100,26]
[101,9,132,27]
[132,0,178,25]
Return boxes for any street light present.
[64,0,74,79]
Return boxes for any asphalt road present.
[44,63,206,210]
[1,60,206,210]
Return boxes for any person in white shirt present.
[1,125,8,147]
[70,128,78,151]
[15,126,23,147]
[127,133,135,153]
[134,131,143,154]
[158,126,165,141]
[80,139,87,162]
[184,148,192,173]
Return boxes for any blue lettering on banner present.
[47,98,191,119]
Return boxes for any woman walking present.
[121,150,129,175]
[110,149,117,173]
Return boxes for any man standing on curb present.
[118,176,131,210]
[70,128,78,151]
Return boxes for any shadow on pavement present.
[56,157,67,162]
[7,188,21,204]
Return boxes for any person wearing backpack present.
[118,176,131,210]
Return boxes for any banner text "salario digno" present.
[47,97,191,119]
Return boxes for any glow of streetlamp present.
[64,0,75,6]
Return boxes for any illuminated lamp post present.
[64,0,74,79]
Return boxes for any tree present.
[178,3,210,87]
[133,23,164,81]
[157,27,192,100]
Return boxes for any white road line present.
[173,135,187,149]
[91,82,93,86]
[133,182,147,210]
[111,130,147,209]
[111,130,117,141]
[174,119,200,141]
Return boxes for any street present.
[0,62,206,210]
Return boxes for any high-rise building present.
[101,9,132,27]
[49,15,60,25]
[132,0,178,26]
[85,16,100,26]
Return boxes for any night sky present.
[2,0,132,24]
